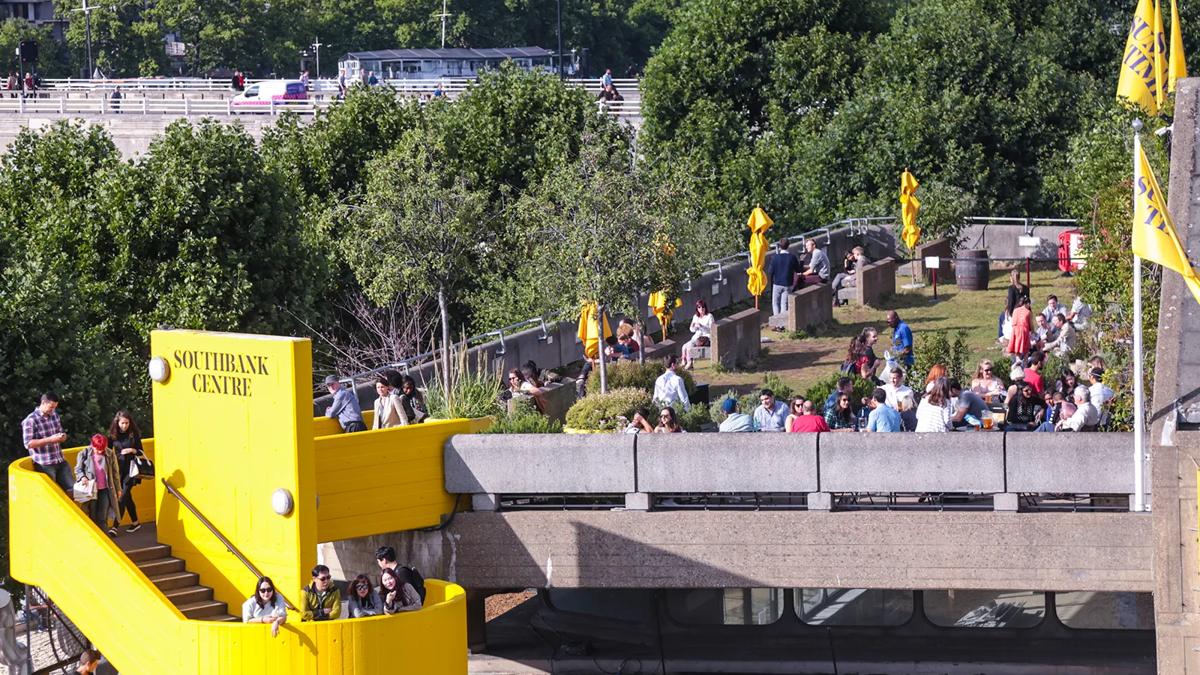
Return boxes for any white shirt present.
[242,594,286,622]
[1070,297,1091,329]
[914,399,952,432]
[653,370,690,411]
[881,383,913,410]
[1089,382,1114,407]
[689,312,714,337]
[1061,401,1100,431]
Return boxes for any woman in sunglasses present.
[243,576,287,637]
[652,406,684,433]
[346,573,383,618]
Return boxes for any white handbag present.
[72,479,96,503]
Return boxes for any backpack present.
[398,565,426,602]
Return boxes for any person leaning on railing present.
[302,565,342,621]
[243,576,287,637]
[346,574,383,618]
[380,568,421,614]
[324,375,366,433]
[21,392,72,493]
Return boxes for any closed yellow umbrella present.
[746,207,774,308]
[648,292,682,341]
[900,169,921,250]
[577,302,612,359]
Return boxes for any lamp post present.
[556,0,563,79]
[71,0,104,78]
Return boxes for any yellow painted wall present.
[314,418,489,543]
[11,456,467,674]
[150,330,315,610]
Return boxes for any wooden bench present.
[837,257,897,307]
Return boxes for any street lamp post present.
[71,0,101,78]
[556,0,563,79]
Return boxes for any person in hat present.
[718,398,756,432]
[74,434,121,537]
[324,375,366,433]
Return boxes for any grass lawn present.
[684,265,1079,397]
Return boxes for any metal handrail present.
[160,478,297,611]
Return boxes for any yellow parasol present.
[577,302,613,360]
[648,292,682,341]
[746,207,774,308]
[900,169,921,250]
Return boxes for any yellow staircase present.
[10,329,484,674]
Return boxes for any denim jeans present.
[771,284,790,316]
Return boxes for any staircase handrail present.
[160,478,297,611]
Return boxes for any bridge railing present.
[444,431,1145,513]
[39,76,641,97]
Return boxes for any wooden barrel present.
[956,249,990,291]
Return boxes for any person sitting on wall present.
[372,374,410,429]
[380,567,422,614]
[398,375,429,423]
[243,576,287,636]
[865,388,902,432]
[789,399,831,432]
[783,397,806,432]
[605,331,640,360]
[1005,381,1046,431]
[718,398,756,432]
[653,355,691,411]
[324,375,366,433]
[301,564,341,621]
[680,300,714,370]
[797,239,830,287]
[831,246,868,304]
[346,573,383,618]
[753,388,789,432]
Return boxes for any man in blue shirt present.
[765,238,800,317]
[324,375,366,433]
[866,388,901,432]
[886,310,914,368]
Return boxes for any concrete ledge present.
[819,431,1005,493]
[1005,432,1140,494]
[916,237,956,284]
[786,284,832,332]
[444,434,636,494]
[711,308,763,369]
[839,257,897,306]
[636,433,818,493]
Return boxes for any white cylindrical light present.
[148,356,171,383]
[272,488,294,516]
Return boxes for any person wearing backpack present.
[375,546,426,605]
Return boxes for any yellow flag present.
[746,207,773,299]
[1118,0,1164,114]
[1132,141,1200,305]
[900,170,921,250]
[1154,0,1170,107]
[1169,0,1188,93]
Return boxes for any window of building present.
[795,589,913,626]
[924,590,1045,628]
[545,589,655,623]
[1055,592,1154,630]
[666,589,784,626]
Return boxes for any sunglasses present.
[355,583,369,590]
[316,575,331,582]
[258,587,274,593]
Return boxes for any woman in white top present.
[243,576,287,637]
[914,377,953,432]
[681,300,715,370]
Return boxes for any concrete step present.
[176,599,228,619]
[136,557,185,576]
[124,543,171,563]
[164,585,213,606]
[148,571,200,591]
[208,614,240,622]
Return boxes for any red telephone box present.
[1058,229,1086,272]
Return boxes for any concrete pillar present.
[465,589,488,653]
[624,492,650,511]
[807,492,832,511]
[993,493,1019,512]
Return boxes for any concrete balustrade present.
[442,432,1144,512]
[710,308,763,369]
[784,283,832,332]
[838,257,898,306]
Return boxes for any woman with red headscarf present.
[74,434,121,537]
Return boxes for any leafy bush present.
[912,329,970,384]
[674,402,713,432]
[566,387,653,431]
[586,359,695,397]
[759,372,795,401]
[480,400,563,434]
[802,372,876,411]
[709,389,759,424]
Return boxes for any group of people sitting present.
[243,547,424,636]
[322,370,428,433]
[1000,272,1088,361]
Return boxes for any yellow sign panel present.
[151,330,315,611]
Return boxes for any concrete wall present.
[0,114,281,157]
[916,237,956,283]
[840,257,897,307]
[711,307,763,369]
[819,432,1005,493]
[959,222,1075,261]
[444,434,636,494]
[785,284,831,332]
[636,433,818,493]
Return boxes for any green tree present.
[0,19,66,78]
[339,126,495,400]
[61,0,163,77]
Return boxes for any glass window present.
[925,590,1045,628]
[666,589,784,626]
[1055,592,1154,630]
[796,589,913,626]
[545,589,654,623]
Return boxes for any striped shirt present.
[21,408,64,466]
